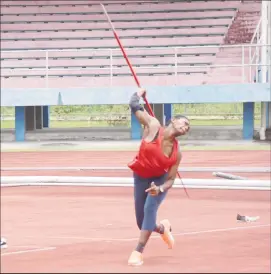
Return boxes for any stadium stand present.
[206,0,261,84]
[0,0,260,88]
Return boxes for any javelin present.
[101,4,190,198]
[100,4,153,115]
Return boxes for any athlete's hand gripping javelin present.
[137,88,146,99]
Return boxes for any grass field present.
[2,103,262,117]
[1,103,262,129]
[0,119,261,129]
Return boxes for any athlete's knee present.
[144,194,166,221]
[143,198,158,219]
[142,206,157,231]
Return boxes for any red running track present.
[1,150,270,179]
[1,187,270,273]
[1,150,270,272]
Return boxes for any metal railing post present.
[250,18,262,44]
[174,47,177,85]
[45,51,49,88]
[249,45,252,82]
[256,44,260,82]
[110,49,113,86]
[242,45,245,82]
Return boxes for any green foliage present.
[1,103,261,117]
[1,103,262,128]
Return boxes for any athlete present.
[127,88,190,266]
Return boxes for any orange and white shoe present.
[128,250,143,266]
[160,219,174,249]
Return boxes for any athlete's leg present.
[135,174,168,252]
[133,172,150,230]
[142,173,168,231]
[128,174,169,266]
[128,173,151,266]
[150,175,175,249]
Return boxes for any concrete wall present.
[1,83,270,106]
[2,83,270,141]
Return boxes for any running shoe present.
[128,250,143,266]
[160,219,174,249]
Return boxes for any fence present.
[2,43,271,87]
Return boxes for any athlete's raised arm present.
[129,88,160,131]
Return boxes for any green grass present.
[0,119,261,129]
[1,103,262,116]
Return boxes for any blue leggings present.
[133,172,168,231]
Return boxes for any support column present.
[43,106,49,128]
[266,102,270,127]
[268,102,271,127]
[164,104,173,125]
[243,102,255,140]
[259,102,267,140]
[25,106,36,131]
[259,0,268,140]
[35,106,43,129]
[145,103,154,116]
[15,106,25,142]
[131,112,142,140]
[146,104,170,126]
[266,102,271,141]
[153,104,164,125]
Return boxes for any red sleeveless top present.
[128,127,179,178]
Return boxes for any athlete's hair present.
[173,114,189,121]
[165,115,189,126]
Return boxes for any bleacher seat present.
[1,0,240,88]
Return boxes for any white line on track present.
[13,245,46,248]
[25,224,270,243]
[173,224,271,237]
[1,247,56,257]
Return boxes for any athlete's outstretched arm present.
[161,150,182,191]
[129,88,160,129]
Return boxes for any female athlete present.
[127,88,190,266]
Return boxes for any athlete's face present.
[171,117,190,136]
